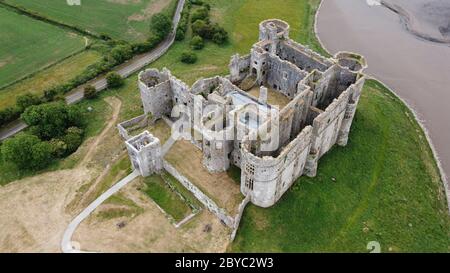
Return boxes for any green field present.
[0,6,87,88]
[4,0,176,42]
[0,50,101,111]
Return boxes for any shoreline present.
[314,0,450,213]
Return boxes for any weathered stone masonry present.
[119,19,367,229]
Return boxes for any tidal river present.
[316,0,450,191]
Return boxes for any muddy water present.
[316,0,450,184]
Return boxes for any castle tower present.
[125,131,162,177]
[334,52,367,146]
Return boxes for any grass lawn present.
[0,50,101,111]
[143,173,192,222]
[4,0,178,42]
[0,6,87,88]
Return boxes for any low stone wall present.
[162,160,235,227]
[230,194,251,241]
[117,114,149,140]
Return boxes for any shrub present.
[63,127,84,154]
[106,72,124,89]
[190,35,204,50]
[49,139,67,158]
[212,27,228,45]
[150,13,172,39]
[180,51,198,64]
[175,28,186,41]
[43,88,59,102]
[192,19,212,39]
[189,0,204,5]
[84,85,97,99]
[16,93,41,112]
[0,107,21,127]
[110,44,133,64]
[175,2,191,41]
[191,7,209,23]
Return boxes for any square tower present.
[125,131,162,177]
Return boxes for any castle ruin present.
[118,19,367,229]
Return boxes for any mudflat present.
[316,0,450,189]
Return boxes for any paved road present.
[61,170,140,253]
[316,0,450,209]
[0,0,185,141]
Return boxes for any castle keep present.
[119,19,367,228]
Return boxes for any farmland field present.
[4,0,176,42]
[0,50,101,111]
[0,6,87,88]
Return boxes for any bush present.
[191,7,209,23]
[63,127,84,154]
[212,27,228,45]
[189,0,204,5]
[192,19,211,39]
[175,27,186,41]
[150,13,172,39]
[84,85,97,99]
[0,107,21,127]
[175,2,191,41]
[43,88,59,102]
[110,44,133,64]
[49,139,67,158]
[106,72,124,89]
[180,51,198,64]
[16,93,41,112]
[190,35,204,50]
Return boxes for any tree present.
[192,19,211,39]
[1,133,40,169]
[212,27,228,45]
[150,13,172,38]
[110,44,133,64]
[180,51,198,64]
[21,102,82,140]
[30,141,53,169]
[16,93,41,112]
[190,35,204,50]
[106,72,124,89]
[84,85,97,99]
[0,107,21,127]
[191,6,209,23]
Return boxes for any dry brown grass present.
[247,85,291,108]
[165,140,243,215]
